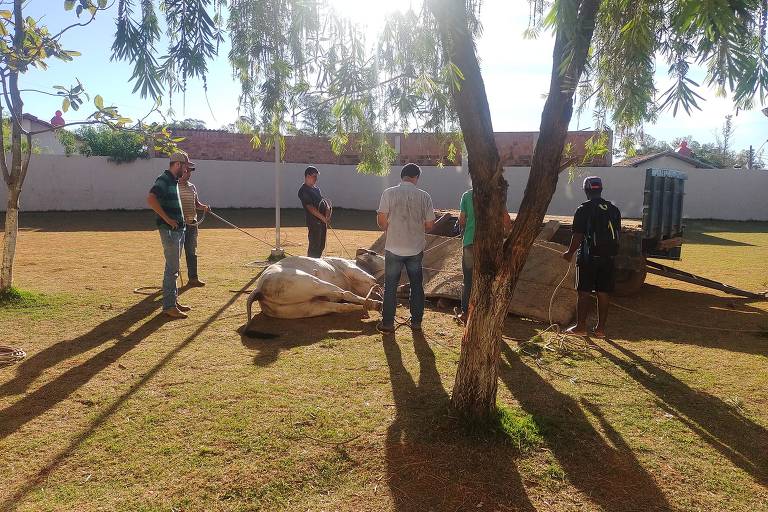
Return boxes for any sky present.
[17,1,768,155]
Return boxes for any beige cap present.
[169,151,195,166]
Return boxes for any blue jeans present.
[382,250,424,327]
[461,245,473,314]
[159,227,185,310]
[183,224,199,280]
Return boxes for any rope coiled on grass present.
[0,345,26,368]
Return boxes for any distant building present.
[19,114,70,155]
[615,150,714,171]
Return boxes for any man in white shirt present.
[376,163,435,333]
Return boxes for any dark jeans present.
[382,250,424,327]
[183,224,199,280]
[307,220,327,258]
[461,244,473,314]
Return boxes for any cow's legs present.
[260,299,367,319]
[318,288,370,305]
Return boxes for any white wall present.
[1,155,767,220]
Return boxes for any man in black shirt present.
[562,176,621,338]
[298,166,330,257]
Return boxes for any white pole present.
[271,134,285,259]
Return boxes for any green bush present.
[76,125,148,163]
[57,129,78,156]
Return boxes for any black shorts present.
[576,257,615,293]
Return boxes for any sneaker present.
[163,307,188,319]
[376,322,395,334]
[175,302,192,312]
[188,279,206,287]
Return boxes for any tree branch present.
[0,73,26,135]
[17,88,66,97]
[19,129,31,185]
[27,119,105,136]
[49,7,105,41]
[0,105,9,185]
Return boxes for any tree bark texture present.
[1,188,20,290]
[432,0,601,420]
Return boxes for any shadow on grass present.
[0,291,163,400]
[383,331,536,511]
[682,232,756,246]
[0,277,259,511]
[0,291,169,441]
[239,312,377,366]
[609,285,768,355]
[499,342,672,511]
[598,339,768,484]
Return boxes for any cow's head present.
[355,248,385,280]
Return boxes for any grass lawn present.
[1,210,767,511]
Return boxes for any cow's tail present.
[246,289,263,322]
[242,289,279,339]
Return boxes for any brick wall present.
[173,129,612,167]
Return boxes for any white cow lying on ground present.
[246,250,385,320]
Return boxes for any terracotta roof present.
[615,150,713,169]
[22,113,55,129]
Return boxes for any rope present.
[0,345,26,368]
[185,208,207,227]
[328,224,352,259]
[534,240,767,335]
[424,235,461,254]
[609,301,768,333]
[208,210,294,256]
[319,198,354,260]
[362,284,383,317]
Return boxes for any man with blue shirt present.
[147,151,193,319]
[376,163,435,333]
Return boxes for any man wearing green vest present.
[147,151,194,319]
[458,186,511,324]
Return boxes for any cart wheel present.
[613,259,647,296]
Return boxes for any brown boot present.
[188,279,206,287]
[163,307,188,319]
[175,302,192,312]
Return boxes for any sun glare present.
[327,0,415,36]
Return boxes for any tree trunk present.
[1,0,28,292]
[432,0,601,420]
[0,187,20,291]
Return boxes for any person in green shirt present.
[458,187,512,324]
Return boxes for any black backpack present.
[584,199,621,258]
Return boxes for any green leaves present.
[74,125,149,163]
[52,80,87,112]
[94,95,104,109]
[64,1,75,10]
